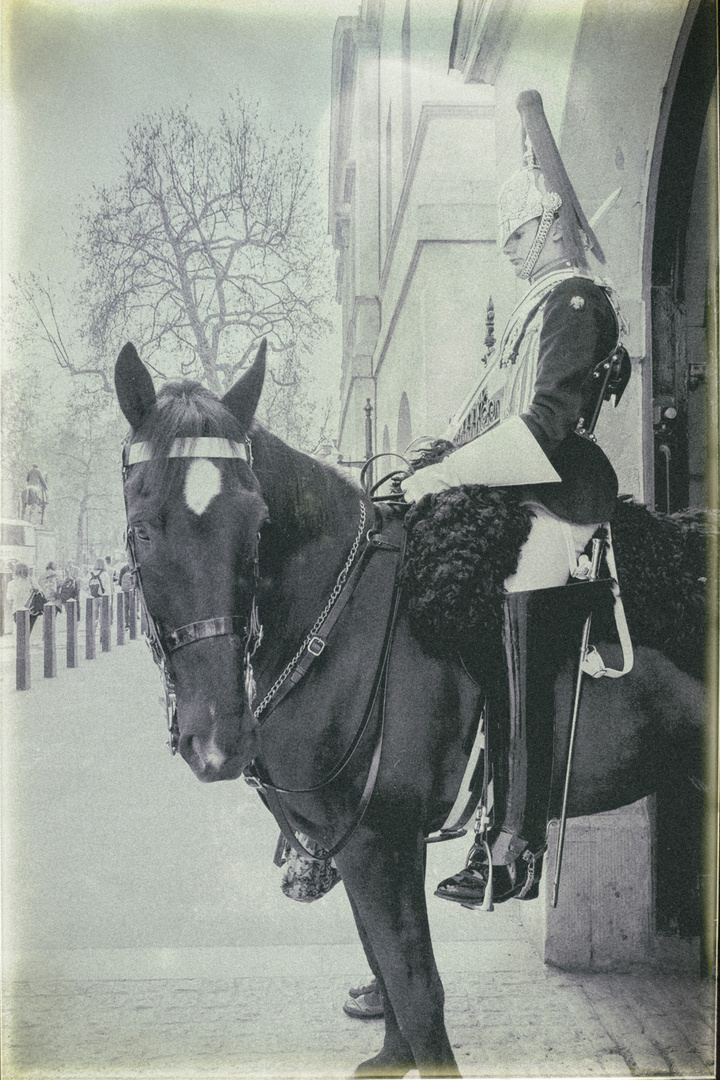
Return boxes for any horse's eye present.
[134,527,151,542]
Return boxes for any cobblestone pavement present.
[1,631,717,1079]
[3,960,716,1079]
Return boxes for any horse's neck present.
[252,428,366,670]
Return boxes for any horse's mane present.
[251,425,361,539]
[140,380,246,455]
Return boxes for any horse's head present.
[115,341,269,782]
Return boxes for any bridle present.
[121,435,263,754]
[122,431,409,861]
[121,433,368,756]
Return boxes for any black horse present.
[115,340,706,1078]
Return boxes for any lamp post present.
[336,396,375,490]
[364,398,374,489]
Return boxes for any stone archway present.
[648,0,717,514]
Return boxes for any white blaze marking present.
[185,459,222,515]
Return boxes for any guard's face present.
[502,218,540,275]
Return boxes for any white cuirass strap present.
[600,523,634,677]
[582,523,634,679]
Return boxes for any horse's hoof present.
[353,1051,415,1078]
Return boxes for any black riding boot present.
[436,589,560,907]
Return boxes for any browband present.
[164,616,247,652]
[126,437,250,465]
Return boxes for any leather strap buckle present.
[307,636,326,657]
[243,771,263,789]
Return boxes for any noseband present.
[121,436,263,754]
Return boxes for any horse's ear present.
[222,339,266,430]
[115,343,157,430]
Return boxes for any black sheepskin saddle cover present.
[401,476,713,682]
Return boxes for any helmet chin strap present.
[519,194,562,280]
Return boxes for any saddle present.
[401,488,708,680]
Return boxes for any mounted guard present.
[401,90,633,908]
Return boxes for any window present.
[385,104,393,247]
[397,393,412,453]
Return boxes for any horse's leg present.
[344,888,417,1078]
[337,828,460,1079]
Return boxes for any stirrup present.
[514,844,546,900]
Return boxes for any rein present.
[255,522,406,861]
[252,500,369,719]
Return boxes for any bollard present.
[43,603,57,678]
[86,598,96,659]
[116,592,125,645]
[100,594,111,653]
[15,609,31,690]
[128,590,138,640]
[66,600,78,667]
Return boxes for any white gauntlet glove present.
[400,417,560,503]
[401,463,459,503]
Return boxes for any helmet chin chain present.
[519,193,562,280]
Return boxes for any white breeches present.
[504,503,601,594]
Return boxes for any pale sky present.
[2,0,357,398]
[3,0,356,270]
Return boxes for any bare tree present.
[1,362,125,564]
[10,275,114,394]
[0,364,47,519]
[77,97,333,394]
[49,394,126,566]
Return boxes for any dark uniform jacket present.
[521,275,619,524]
[402,269,623,526]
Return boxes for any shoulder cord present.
[498,268,578,367]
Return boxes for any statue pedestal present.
[516,799,700,971]
[33,528,57,573]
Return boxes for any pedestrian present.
[59,565,82,620]
[6,563,41,636]
[87,558,111,633]
[117,562,135,629]
[401,90,630,907]
[88,558,111,600]
[37,562,63,614]
[104,555,117,619]
[343,977,384,1020]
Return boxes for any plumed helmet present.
[497,90,604,270]
[497,160,561,249]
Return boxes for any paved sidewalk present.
[1,630,716,1079]
[3,942,715,1079]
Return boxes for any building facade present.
[329,0,717,517]
[328,0,718,964]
